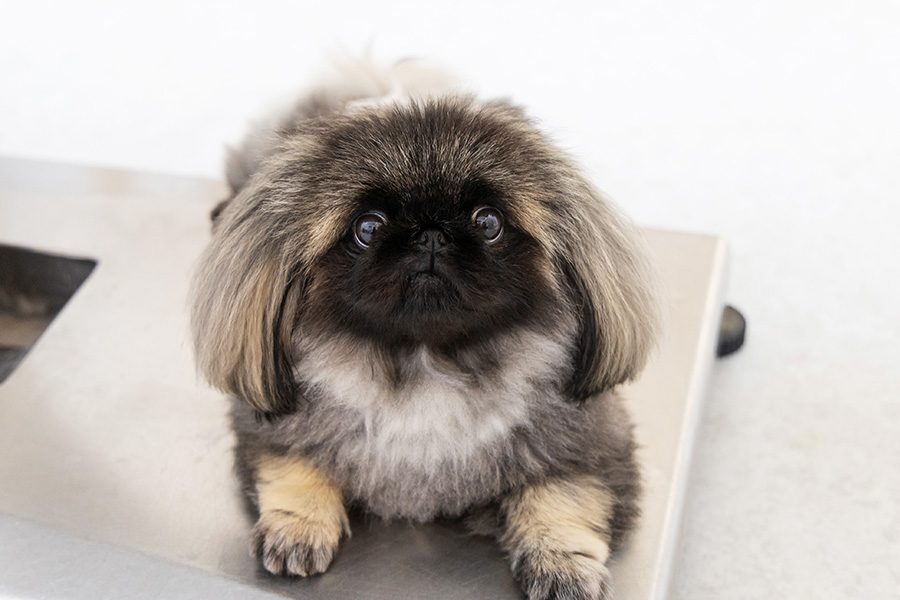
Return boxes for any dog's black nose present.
[415,229,448,253]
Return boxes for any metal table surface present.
[0,157,727,599]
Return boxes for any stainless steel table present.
[0,157,727,599]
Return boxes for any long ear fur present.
[557,179,661,400]
[191,185,306,415]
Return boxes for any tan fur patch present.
[227,259,278,402]
[502,475,615,572]
[253,453,349,576]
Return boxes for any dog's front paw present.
[499,476,621,599]
[512,547,612,600]
[252,508,349,577]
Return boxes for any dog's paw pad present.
[513,548,612,600]
[251,508,348,577]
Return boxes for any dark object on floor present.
[0,245,97,317]
[717,305,746,357]
[0,244,96,383]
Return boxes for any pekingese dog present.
[191,62,660,600]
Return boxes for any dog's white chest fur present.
[294,332,571,518]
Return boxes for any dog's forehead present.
[330,100,555,218]
[338,103,509,177]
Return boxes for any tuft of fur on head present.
[222,58,459,203]
[191,61,660,419]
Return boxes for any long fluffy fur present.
[191,61,660,599]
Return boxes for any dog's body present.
[192,63,660,600]
[231,329,639,524]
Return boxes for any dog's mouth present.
[405,269,454,296]
[400,268,464,316]
[407,270,445,286]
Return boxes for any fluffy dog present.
[191,62,660,600]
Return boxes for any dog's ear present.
[191,196,306,416]
[209,198,231,225]
[557,185,661,401]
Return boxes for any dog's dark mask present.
[311,181,554,348]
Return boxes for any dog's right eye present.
[353,212,387,248]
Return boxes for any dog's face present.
[192,98,659,415]
[313,186,552,348]
[304,108,559,349]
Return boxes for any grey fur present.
[191,62,661,598]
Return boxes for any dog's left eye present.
[353,212,387,248]
[472,207,504,243]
